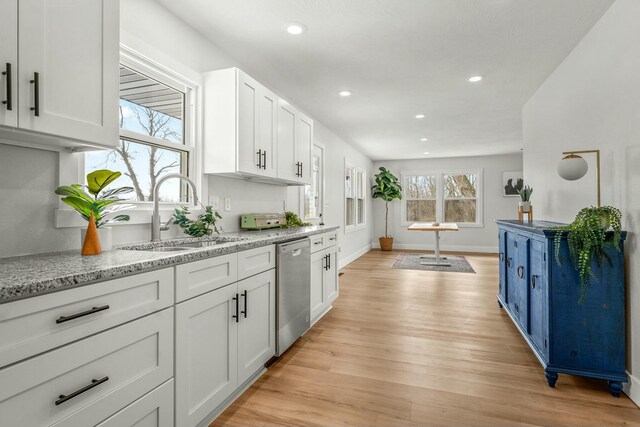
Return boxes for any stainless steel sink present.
[144,246,193,252]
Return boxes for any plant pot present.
[379,237,394,251]
[81,227,112,251]
[519,201,531,213]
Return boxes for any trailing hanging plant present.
[519,185,533,202]
[281,211,311,229]
[55,169,134,228]
[371,167,403,238]
[553,206,622,302]
[173,205,222,237]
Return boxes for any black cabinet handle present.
[56,305,110,324]
[256,149,262,168]
[517,266,524,279]
[327,253,331,270]
[30,72,39,116]
[262,151,267,170]
[241,290,247,318]
[55,376,109,406]
[232,293,239,323]
[295,162,301,177]
[531,275,537,289]
[2,63,12,110]
[506,257,512,268]
[300,162,303,177]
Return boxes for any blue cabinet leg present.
[545,370,558,388]
[608,381,623,398]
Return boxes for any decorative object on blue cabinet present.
[496,220,627,397]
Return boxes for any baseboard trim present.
[371,242,498,254]
[339,244,372,268]
[624,371,640,407]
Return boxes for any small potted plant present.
[55,169,134,250]
[371,167,403,251]
[519,185,533,212]
[553,206,623,302]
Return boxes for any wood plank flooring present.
[212,250,640,426]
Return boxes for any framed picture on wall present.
[503,171,523,196]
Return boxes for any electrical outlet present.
[209,196,220,210]
[224,197,231,211]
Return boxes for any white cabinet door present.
[237,270,276,385]
[277,98,298,182]
[296,111,313,185]
[237,71,260,175]
[96,380,174,427]
[17,0,119,147]
[175,283,238,427]
[310,250,327,321]
[0,0,17,128]
[325,249,339,303]
[258,85,278,178]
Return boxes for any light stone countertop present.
[0,226,339,303]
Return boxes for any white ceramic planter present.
[519,201,531,213]
[80,227,113,251]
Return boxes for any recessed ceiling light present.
[423,152,430,155]
[420,138,428,141]
[285,23,307,35]
[339,90,352,97]
[415,114,425,119]
[468,75,483,82]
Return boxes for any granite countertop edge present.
[0,226,339,304]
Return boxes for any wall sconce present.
[557,149,601,207]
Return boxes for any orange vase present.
[81,212,102,256]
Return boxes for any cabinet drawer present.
[324,231,338,249]
[310,234,325,253]
[176,253,237,302]
[237,245,275,280]
[96,379,174,427]
[0,308,173,427]
[0,268,174,369]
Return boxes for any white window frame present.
[55,45,203,228]
[344,158,367,233]
[400,169,483,228]
[300,142,325,224]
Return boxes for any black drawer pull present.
[55,376,109,406]
[2,62,12,110]
[232,293,239,322]
[241,290,248,318]
[256,149,262,168]
[56,305,110,324]
[30,72,39,116]
[517,266,524,279]
[314,240,323,245]
[262,150,267,170]
[532,275,537,289]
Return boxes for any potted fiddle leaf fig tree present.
[55,169,135,250]
[371,167,403,251]
[553,206,623,302]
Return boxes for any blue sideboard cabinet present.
[496,220,627,396]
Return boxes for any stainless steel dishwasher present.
[276,238,310,356]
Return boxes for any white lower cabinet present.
[310,246,339,323]
[0,308,173,427]
[175,269,276,427]
[96,380,174,427]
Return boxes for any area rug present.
[392,253,476,273]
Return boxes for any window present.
[303,145,324,221]
[401,170,483,227]
[345,159,367,231]
[84,64,192,202]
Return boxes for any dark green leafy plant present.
[281,211,311,228]
[55,169,134,228]
[173,205,222,237]
[519,185,533,202]
[371,167,403,238]
[553,206,622,302]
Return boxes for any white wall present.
[0,0,373,263]
[523,0,640,404]
[371,153,523,252]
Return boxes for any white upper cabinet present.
[0,1,17,128]
[204,67,312,186]
[0,0,119,149]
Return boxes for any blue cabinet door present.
[529,239,548,357]
[506,232,518,312]
[515,235,529,329]
[498,230,507,302]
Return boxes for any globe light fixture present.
[557,150,601,207]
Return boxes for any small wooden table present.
[408,222,459,266]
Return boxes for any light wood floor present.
[213,250,640,426]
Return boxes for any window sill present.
[55,205,203,229]
[400,221,484,229]
[345,223,367,234]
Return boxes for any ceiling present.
[156,0,614,160]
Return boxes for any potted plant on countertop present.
[553,206,623,302]
[371,167,403,251]
[55,169,135,251]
